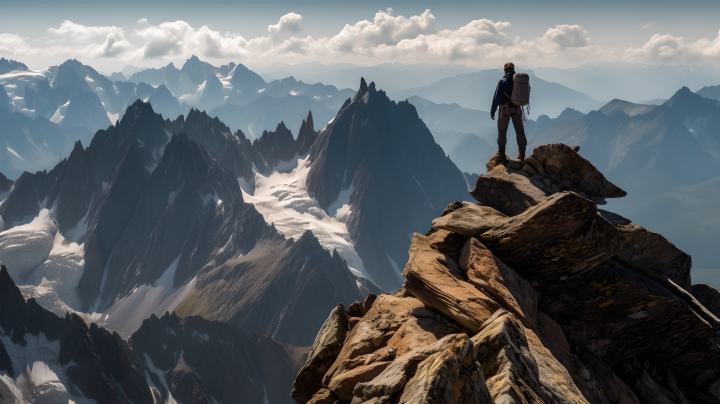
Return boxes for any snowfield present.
[0,209,85,316]
[242,155,370,280]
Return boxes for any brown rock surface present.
[431,202,508,237]
[470,166,549,216]
[306,388,338,404]
[480,192,621,288]
[531,143,626,198]
[328,361,392,400]
[458,237,538,329]
[402,233,502,333]
[292,303,349,403]
[398,334,492,404]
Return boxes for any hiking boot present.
[517,147,526,161]
[497,147,508,164]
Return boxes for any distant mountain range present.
[532,63,720,103]
[524,87,720,286]
[392,69,605,120]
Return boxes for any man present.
[490,62,527,162]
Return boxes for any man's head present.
[504,62,515,73]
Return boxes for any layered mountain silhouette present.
[392,69,604,119]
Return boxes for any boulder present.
[323,295,453,387]
[486,152,510,171]
[431,202,508,237]
[292,303,350,404]
[307,388,338,404]
[470,166,549,216]
[480,192,621,288]
[352,334,469,401]
[398,334,493,404]
[472,311,545,404]
[458,238,539,329]
[402,233,502,334]
[328,361,392,400]
[531,143,626,198]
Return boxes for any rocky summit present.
[292,143,720,404]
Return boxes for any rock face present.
[294,142,720,404]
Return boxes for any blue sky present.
[2,0,719,71]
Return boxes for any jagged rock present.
[473,310,590,404]
[431,202,508,237]
[402,233,502,333]
[170,357,213,404]
[292,303,349,404]
[297,110,318,155]
[531,143,626,198]
[600,209,692,291]
[328,361,392,400]
[398,334,492,404]
[480,192,621,288]
[486,152,510,171]
[307,388,338,404]
[458,238,539,329]
[470,166,549,216]
[352,334,467,401]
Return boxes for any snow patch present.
[242,156,370,281]
[96,276,198,338]
[192,330,210,342]
[0,209,86,315]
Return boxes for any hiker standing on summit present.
[491,62,529,163]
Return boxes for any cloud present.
[4,10,718,69]
[642,22,655,29]
[268,12,302,42]
[541,25,589,49]
[625,30,720,64]
[136,20,195,58]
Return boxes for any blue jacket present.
[491,72,514,115]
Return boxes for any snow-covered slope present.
[243,155,369,280]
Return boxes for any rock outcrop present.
[293,143,720,404]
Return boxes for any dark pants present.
[497,104,527,148]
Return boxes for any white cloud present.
[625,30,720,64]
[268,12,302,42]
[643,22,655,29]
[541,25,589,49]
[2,10,719,70]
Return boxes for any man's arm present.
[491,79,502,118]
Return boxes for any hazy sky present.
[2,0,720,72]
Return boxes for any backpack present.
[510,73,530,107]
